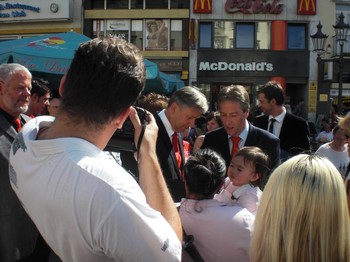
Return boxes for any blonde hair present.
[250,154,350,262]
[338,115,350,135]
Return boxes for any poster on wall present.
[145,19,169,51]
[297,0,316,15]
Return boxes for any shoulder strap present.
[182,229,205,262]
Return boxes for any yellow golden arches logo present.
[194,0,212,13]
[298,0,316,12]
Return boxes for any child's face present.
[228,156,259,187]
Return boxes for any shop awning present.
[0,32,91,75]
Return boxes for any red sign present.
[225,0,284,15]
[194,0,212,13]
[297,0,316,15]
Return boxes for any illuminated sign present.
[194,0,212,13]
[297,0,316,15]
[199,61,274,72]
[225,0,284,15]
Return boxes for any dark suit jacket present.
[254,112,310,157]
[154,113,186,202]
[0,113,38,261]
[201,124,280,171]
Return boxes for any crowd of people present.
[1,36,350,261]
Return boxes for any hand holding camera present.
[105,107,158,154]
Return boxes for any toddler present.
[214,146,270,214]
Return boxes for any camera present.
[105,107,147,152]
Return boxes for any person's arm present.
[129,107,182,241]
[193,135,204,153]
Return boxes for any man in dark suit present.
[201,85,280,172]
[0,63,43,261]
[155,86,208,202]
[254,81,310,161]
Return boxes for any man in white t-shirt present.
[9,37,182,261]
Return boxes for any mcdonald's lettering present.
[193,0,212,13]
[297,0,316,15]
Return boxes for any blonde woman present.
[250,154,350,262]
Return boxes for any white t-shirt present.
[9,116,181,262]
[315,143,349,178]
[179,198,254,262]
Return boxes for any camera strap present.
[136,122,146,161]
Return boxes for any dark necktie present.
[13,118,22,132]
[172,133,183,177]
[269,118,276,134]
[230,136,241,157]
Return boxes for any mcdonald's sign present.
[194,0,212,13]
[297,0,316,15]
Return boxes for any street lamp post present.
[310,12,350,115]
[333,12,350,114]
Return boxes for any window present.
[236,23,255,49]
[288,24,306,49]
[92,0,104,9]
[256,22,270,49]
[91,0,188,9]
[93,20,105,38]
[199,22,212,48]
[199,21,270,49]
[214,21,234,49]
[170,20,182,50]
[131,20,143,50]
[146,0,168,9]
[131,0,143,9]
[107,0,128,9]
[92,19,183,51]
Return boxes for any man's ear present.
[58,74,67,97]
[114,106,132,129]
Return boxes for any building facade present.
[82,0,190,81]
[189,0,338,123]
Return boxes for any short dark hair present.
[61,37,145,128]
[217,85,250,112]
[31,78,51,98]
[184,148,226,198]
[205,111,222,127]
[258,81,285,105]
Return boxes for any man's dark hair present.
[61,37,145,128]
[184,149,226,198]
[31,78,51,98]
[258,81,285,106]
[217,85,250,113]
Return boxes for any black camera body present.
[105,107,147,152]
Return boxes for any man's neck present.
[37,114,114,150]
[270,106,284,118]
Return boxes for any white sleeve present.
[95,190,181,261]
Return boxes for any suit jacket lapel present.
[154,113,180,178]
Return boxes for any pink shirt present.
[179,198,254,262]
